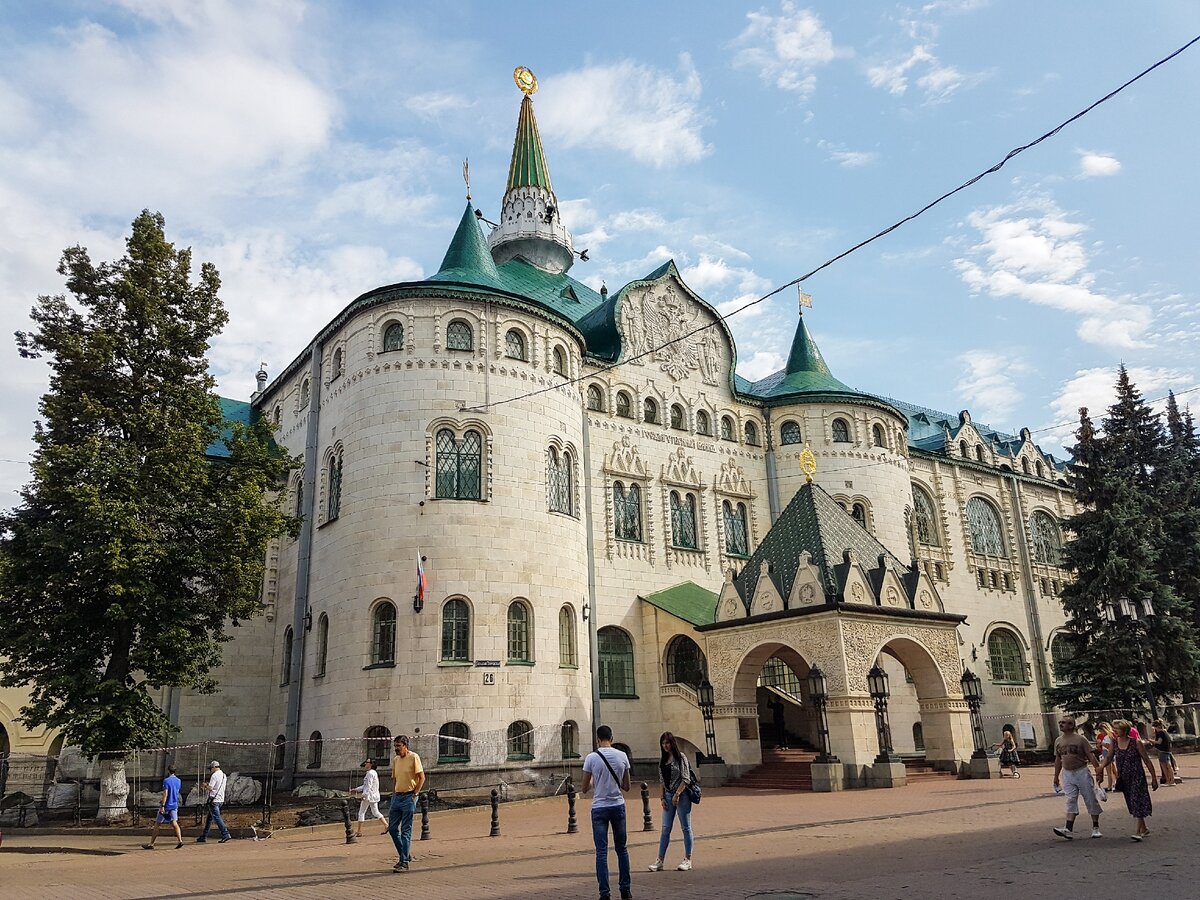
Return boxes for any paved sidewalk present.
[1,765,1196,899]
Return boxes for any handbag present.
[685,762,702,805]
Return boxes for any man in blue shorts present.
[142,764,183,849]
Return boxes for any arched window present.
[597,627,635,698]
[1051,634,1077,685]
[299,377,310,407]
[561,721,580,759]
[552,346,567,376]
[507,601,531,662]
[273,735,286,770]
[364,725,391,762]
[327,451,343,522]
[558,605,577,667]
[435,429,483,500]
[720,416,735,441]
[723,500,749,557]
[831,418,850,443]
[912,722,925,752]
[586,384,605,412]
[695,410,711,436]
[975,445,986,462]
[615,391,632,418]
[1029,511,1062,565]
[912,484,941,547]
[507,721,534,760]
[441,598,470,662]
[670,404,685,430]
[1021,458,1030,475]
[852,502,868,529]
[665,635,707,687]
[438,722,470,763]
[272,404,282,426]
[281,626,294,685]
[1035,461,1045,478]
[987,629,1026,683]
[446,319,473,351]
[505,329,526,360]
[643,398,659,424]
[612,481,642,542]
[307,731,323,768]
[780,420,802,445]
[744,421,760,446]
[383,322,404,352]
[370,601,397,665]
[294,477,304,518]
[314,613,329,677]
[966,497,1007,557]
[670,491,699,550]
[872,423,885,448]
[331,347,343,379]
[547,447,573,515]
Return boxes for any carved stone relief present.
[619,283,720,385]
[605,437,649,479]
[705,617,844,702]
[840,621,961,696]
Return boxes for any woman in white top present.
[351,758,387,836]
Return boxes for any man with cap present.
[197,760,233,844]
[351,757,387,837]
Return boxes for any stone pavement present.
[1,765,1196,900]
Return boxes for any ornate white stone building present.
[158,77,1079,788]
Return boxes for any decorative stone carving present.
[839,621,961,696]
[884,586,900,607]
[714,458,754,497]
[605,437,648,479]
[851,582,865,603]
[663,447,701,487]
[619,283,718,384]
[705,616,845,702]
[919,589,934,609]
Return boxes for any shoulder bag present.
[597,748,628,793]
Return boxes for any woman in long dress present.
[1100,719,1158,840]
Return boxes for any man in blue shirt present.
[581,725,633,900]
[142,764,183,850]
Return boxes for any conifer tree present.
[0,212,296,819]
[1159,392,1200,696]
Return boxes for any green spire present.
[506,95,554,193]
[785,312,833,377]
[434,202,500,282]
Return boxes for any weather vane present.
[798,286,813,313]
[513,66,538,96]
[799,441,817,483]
[462,158,471,201]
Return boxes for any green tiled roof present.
[750,315,870,401]
[507,95,554,193]
[206,397,253,459]
[640,581,718,627]
[430,203,502,285]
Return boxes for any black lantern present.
[867,663,897,763]
[807,665,837,764]
[960,668,988,758]
[1103,596,1159,718]
[696,678,723,764]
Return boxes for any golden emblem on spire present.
[798,441,817,483]
[513,66,538,96]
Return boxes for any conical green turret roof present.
[506,95,554,193]
[430,202,501,285]
[763,313,859,396]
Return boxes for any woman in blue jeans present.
[648,731,694,872]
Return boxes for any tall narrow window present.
[331,347,343,379]
[912,484,941,547]
[960,440,969,458]
[507,721,533,759]
[438,722,470,763]
[720,416,735,441]
[307,731,323,768]
[1035,461,1045,478]
[547,447,573,515]
[744,421,760,446]
[966,497,1007,557]
[644,398,658,424]
[852,502,867,529]
[1029,511,1062,565]
[831,418,850,443]
[446,319,473,351]
[723,500,749,556]
[561,721,579,759]
[505,329,526,360]
[780,420,802,445]
[987,629,1026,683]
[327,451,343,522]
[295,477,304,518]
[976,445,986,462]
[695,410,711,435]
[872,423,885,447]
[558,605,578,667]
[598,627,635,697]
[670,404,685,430]
[314,613,329,677]
[370,602,397,665]
[613,481,643,542]
[1051,634,1077,684]
[441,598,470,662]
[436,429,483,500]
[507,601,531,662]
[299,378,310,407]
[615,391,632,418]
[552,346,567,376]
[1022,458,1031,475]
[586,384,604,412]
[281,626,294,685]
[670,491,698,550]
[364,725,391,762]
[382,322,404,352]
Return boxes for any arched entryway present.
[732,642,818,755]
[866,635,963,771]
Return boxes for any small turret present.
[253,363,268,399]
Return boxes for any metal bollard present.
[420,792,430,841]
[566,776,578,834]
[640,782,652,831]
[489,788,500,837]
[340,800,357,844]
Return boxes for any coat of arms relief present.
[620,283,721,385]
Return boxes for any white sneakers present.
[649,858,692,872]
[1091,828,1102,839]
[1053,827,1074,840]
[648,859,663,872]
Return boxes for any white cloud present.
[955,350,1032,424]
[867,45,935,96]
[866,42,980,103]
[538,56,710,167]
[732,3,846,98]
[681,255,773,319]
[818,140,878,168]
[953,197,1154,349]
[1077,151,1121,179]
[404,92,470,118]
[1041,365,1197,450]
[737,350,786,382]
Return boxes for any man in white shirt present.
[196,760,232,844]
[581,725,632,900]
[351,758,387,837]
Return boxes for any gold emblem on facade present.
[514,66,538,95]
[798,441,817,483]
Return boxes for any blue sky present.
[2,1,1198,503]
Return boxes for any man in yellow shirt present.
[387,735,425,872]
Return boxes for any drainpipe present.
[1006,474,1052,714]
[763,406,782,525]
[282,346,322,787]
[580,397,602,748]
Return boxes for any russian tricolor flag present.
[416,550,427,611]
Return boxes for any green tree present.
[1159,392,1200,696]
[0,211,296,820]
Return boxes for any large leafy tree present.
[0,211,295,818]
[1049,371,1200,713]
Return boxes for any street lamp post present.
[1103,596,1158,719]
[807,665,838,764]
[960,668,988,759]
[867,663,898,763]
[696,679,724,764]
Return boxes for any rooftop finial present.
[798,286,813,315]
[462,158,471,201]
[799,441,817,483]
[514,65,538,96]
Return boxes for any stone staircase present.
[731,748,817,791]
[901,756,955,782]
